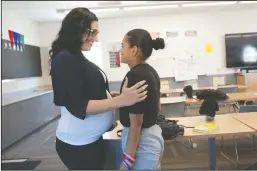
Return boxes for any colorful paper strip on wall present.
[7,30,24,51]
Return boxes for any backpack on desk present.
[196,89,229,101]
[156,115,185,140]
[116,115,185,140]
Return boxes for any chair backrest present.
[217,87,238,93]
[239,105,257,113]
[183,85,193,98]
[161,101,186,118]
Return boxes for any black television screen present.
[225,32,257,68]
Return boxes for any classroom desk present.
[232,112,257,131]
[103,113,255,170]
[161,85,247,94]
[160,96,185,104]
[185,92,257,105]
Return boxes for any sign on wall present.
[166,31,178,38]
[6,30,25,51]
[108,42,122,68]
[185,30,197,37]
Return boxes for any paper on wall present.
[160,80,170,91]
[205,44,213,53]
[174,61,198,81]
[212,76,225,87]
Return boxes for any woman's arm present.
[51,53,147,119]
[86,77,147,115]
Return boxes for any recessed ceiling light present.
[91,8,120,12]
[120,1,147,5]
[239,1,257,4]
[2,79,13,83]
[64,1,99,7]
[63,7,120,14]
[123,4,179,10]
[182,1,238,7]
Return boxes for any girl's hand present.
[110,91,120,97]
[120,163,128,170]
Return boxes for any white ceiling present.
[2,1,257,22]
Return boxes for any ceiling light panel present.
[64,1,99,7]
[239,1,257,4]
[90,8,120,12]
[120,1,147,5]
[123,4,179,10]
[182,1,238,7]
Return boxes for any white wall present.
[38,8,257,81]
[2,9,50,93]
[2,9,40,46]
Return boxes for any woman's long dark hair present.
[49,7,98,59]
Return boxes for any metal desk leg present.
[208,137,216,170]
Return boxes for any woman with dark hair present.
[49,8,148,170]
[119,29,165,170]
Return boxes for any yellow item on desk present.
[193,121,218,133]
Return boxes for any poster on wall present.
[7,30,25,51]
[166,31,178,38]
[185,30,197,37]
[108,42,122,68]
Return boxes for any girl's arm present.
[124,114,143,158]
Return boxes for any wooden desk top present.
[227,92,257,101]
[103,121,123,140]
[160,97,186,104]
[232,112,257,131]
[161,85,247,94]
[170,114,255,139]
[185,92,257,105]
[103,113,255,140]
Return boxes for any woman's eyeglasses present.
[87,28,99,37]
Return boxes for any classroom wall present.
[38,8,257,89]
[2,9,51,93]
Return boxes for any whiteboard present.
[173,60,199,82]
[102,30,212,81]
[145,29,207,79]
[146,46,174,78]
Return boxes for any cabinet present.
[236,73,257,92]
[2,92,60,151]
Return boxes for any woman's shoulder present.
[53,50,74,60]
[52,50,85,64]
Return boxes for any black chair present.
[217,87,239,113]
[217,87,238,93]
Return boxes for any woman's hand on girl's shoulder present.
[119,77,148,107]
